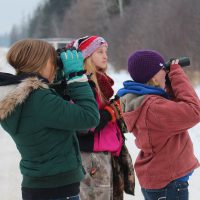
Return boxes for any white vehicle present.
[41,37,73,49]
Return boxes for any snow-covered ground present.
[0,48,200,200]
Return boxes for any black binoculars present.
[164,57,190,70]
[56,47,80,70]
[165,57,190,87]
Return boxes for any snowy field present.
[0,48,200,200]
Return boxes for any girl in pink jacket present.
[71,36,123,200]
[117,50,200,200]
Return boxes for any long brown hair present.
[7,39,57,75]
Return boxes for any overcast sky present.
[0,0,42,35]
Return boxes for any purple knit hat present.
[128,50,165,83]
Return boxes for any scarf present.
[117,80,168,98]
[96,71,114,101]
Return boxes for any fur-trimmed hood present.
[0,73,49,120]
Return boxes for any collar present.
[117,80,168,98]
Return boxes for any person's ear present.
[151,77,160,87]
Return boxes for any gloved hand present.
[60,49,84,80]
[94,109,112,132]
[110,95,128,133]
[110,95,123,120]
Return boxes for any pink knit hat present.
[71,36,108,59]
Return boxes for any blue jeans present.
[23,194,80,200]
[141,181,189,200]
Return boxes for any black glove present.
[95,109,112,132]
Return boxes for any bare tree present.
[118,0,124,17]
[61,0,111,38]
[22,0,200,72]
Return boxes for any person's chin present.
[101,63,107,68]
[96,63,107,71]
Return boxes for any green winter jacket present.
[0,74,99,188]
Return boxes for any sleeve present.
[148,64,200,133]
[34,82,99,131]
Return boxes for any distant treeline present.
[9,0,200,73]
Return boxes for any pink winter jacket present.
[93,92,123,156]
[120,64,200,189]
[93,121,123,156]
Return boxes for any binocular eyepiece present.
[56,47,67,69]
[164,57,190,70]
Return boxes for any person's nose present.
[103,52,108,60]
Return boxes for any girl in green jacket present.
[0,39,99,200]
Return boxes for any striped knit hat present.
[71,36,108,59]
